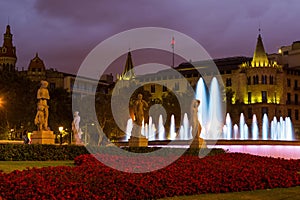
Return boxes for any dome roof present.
[28,53,46,71]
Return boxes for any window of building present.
[261,75,267,84]
[288,109,292,119]
[287,79,291,87]
[253,75,259,84]
[174,82,179,91]
[296,110,299,120]
[269,76,274,85]
[261,91,267,103]
[151,85,155,93]
[287,93,291,104]
[226,78,232,87]
[247,77,251,85]
[248,107,252,119]
[50,83,56,90]
[162,85,167,92]
[295,80,298,89]
[283,51,289,55]
[262,107,268,116]
[295,94,299,105]
[248,92,252,104]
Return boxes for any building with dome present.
[1,23,300,137]
[0,25,112,96]
[128,31,300,136]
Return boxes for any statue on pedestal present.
[134,93,148,126]
[35,80,50,131]
[132,93,148,137]
[129,93,149,147]
[72,111,82,144]
[190,99,206,149]
[191,99,201,138]
[31,80,55,144]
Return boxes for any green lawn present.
[161,186,300,200]
[0,161,74,173]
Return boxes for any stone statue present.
[133,93,148,126]
[72,111,82,143]
[191,99,201,138]
[35,104,46,131]
[35,80,50,131]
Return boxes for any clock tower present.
[0,25,17,71]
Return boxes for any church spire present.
[0,25,17,71]
[118,51,136,80]
[251,32,269,67]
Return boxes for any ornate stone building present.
[0,25,112,95]
[0,25,17,72]
[124,32,300,136]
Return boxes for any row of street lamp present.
[58,123,95,145]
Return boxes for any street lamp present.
[0,97,9,136]
[59,126,63,145]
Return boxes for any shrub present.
[0,144,88,161]
[0,144,226,161]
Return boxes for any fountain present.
[123,76,295,142]
[221,113,294,141]
[239,113,245,139]
[168,115,177,140]
[262,114,269,140]
[252,114,259,140]
[158,115,165,140]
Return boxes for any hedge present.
[0,144,226,161]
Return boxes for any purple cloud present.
[0,0,299,75]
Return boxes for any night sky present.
[0,0,299,75]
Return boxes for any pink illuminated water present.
[208,145,300,159]
[148,144,300,159]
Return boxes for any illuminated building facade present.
[133,33,300,136]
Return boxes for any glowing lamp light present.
[59,126,63,132]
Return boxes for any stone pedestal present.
[128,124,148,147]
[31,130,55,144]
[190,137,207,148]
[128,136,148,147]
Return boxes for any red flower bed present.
[1,153,300,199]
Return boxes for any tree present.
[0,72,37,138]
[48,87,73,133]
